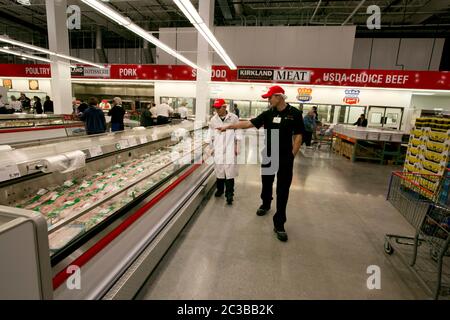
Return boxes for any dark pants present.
[156,116,169,125]
[111,122,124,132]
[303,131,313,146]
[261,155,294,231]
[216,178,235,198]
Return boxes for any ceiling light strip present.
[81,0,202,70]
[0,35,104,68]
[0,48,51,63]
[173,0,237,70]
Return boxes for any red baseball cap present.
[213,98,226,108]
[262,85,285,98]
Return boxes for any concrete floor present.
[136,148,434,300]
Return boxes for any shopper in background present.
[9,96,22,112]
[354,114,368,127]
[0,94,7,114]
[77,102,88,115]
[217,85,305,242]
[207,98,242,205]
[155,99,174,125]
[149,102,157,120]
[303,110,317,148]
[79,97,107,135]
[19,93,31,112]
[43,96,54,113]
[312,106,318,121]
[140,103,154,127]
[178,102,189,120]
[233,103,240,118]
[33,96,43,114]
[108,97,126,132]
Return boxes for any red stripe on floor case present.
[52,163,201,290]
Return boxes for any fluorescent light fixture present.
[81,0,202,70]
[81,0,131,26]
[0,48,51,63]
[0,35,104,68]
[414,92,435,96]
[173,0,237,70]
[0,35,53,55]
[55,53,104,69]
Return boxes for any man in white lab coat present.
[207,99,242,205]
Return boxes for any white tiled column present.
[46,0,73,114]
[194,0,214,125]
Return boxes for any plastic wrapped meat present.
[14,141,196,253]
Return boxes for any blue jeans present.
[111,122,123,132]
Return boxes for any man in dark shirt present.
[233,103,240,118]
[353,114,368,127]
[108,97,126,132]
[43,96,54,113]
[79,97,107,135]
[218,85,305,242]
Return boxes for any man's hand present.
[217,125,230,132]
[235,144,240,156]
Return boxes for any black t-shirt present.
[108,105,126,124]
[250,104,305,157]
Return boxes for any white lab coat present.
[206,112,242,179]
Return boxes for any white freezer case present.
[0,121,216,299]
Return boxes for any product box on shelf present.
[366,131,380,141]
[379,132,392,142]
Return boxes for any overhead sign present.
[343,89,361,105]
[71,66,110,78]
[237,68,311,83]
[238,68,273,81]
[273,69,310,82]
[0,64,449,91]
[296,88,313,102]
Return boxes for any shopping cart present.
[385,171,450,299]
[312,124,334,150]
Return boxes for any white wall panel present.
[352,38,445,71]
[157,26,356,68]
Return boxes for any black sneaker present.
[226,196,233,205]
[215,190,224,197]
[273,227,288,242]
[256,205,269,216]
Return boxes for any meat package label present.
[119,140,129,149]
[128,138,138,147]
[89,146,103,157]
[0,163,21,182]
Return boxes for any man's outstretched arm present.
[218,120,254,131]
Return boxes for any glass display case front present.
[0,122,207,265]
[0,114,82,129]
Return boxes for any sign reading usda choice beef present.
[237,68,311,83]
[238,68,274,81]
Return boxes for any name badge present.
[273,117,281,124]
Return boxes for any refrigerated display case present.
[0,114,85,144]
[0,121,215,299]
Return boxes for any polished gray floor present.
[136,148,433,300]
